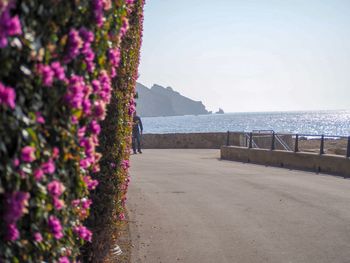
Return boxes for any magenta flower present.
[92,0,104,27]
[21,146,36,162]
[64,29,83,63]
[93,101,106,120]
[0,5,22,48]
[80,158,91,169]
[5,224,19,241]
[4,191,30,223]
[48,216,63,239]
[119,18,129,39]
[33,168,44,181]
[35,112,45,124]
[71,116,79,124]
[79,28,94,43]
[73,225,92,242]
[81,198,93,209]
[50,62,66,81]
[108,48,121,67]
[52,147,60,159]
[78,126,86,139]
[12,158,20,167]
[83,176,99,190]
[91,80,101,92]
[47,180,65,197]
[41,159,55,174]
[59,257,70,263]
[98,71,112,103]
[37,64,55,87]
[0,82,16,109]
[118,213,126,221]
[72,200,80,208]
[121,160,130,170]
[89,120,101,135]
[34,232,43,242]
[53,197,65,210]
[128,103,136,116]
[65,75,86,109]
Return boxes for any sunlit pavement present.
[128,149,350,263]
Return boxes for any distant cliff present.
[136,83,210,117]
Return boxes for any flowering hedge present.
[0,0,144,262]
[85,0,145,259]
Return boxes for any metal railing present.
[226,130,350,158]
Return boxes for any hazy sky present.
[138,0,350,112]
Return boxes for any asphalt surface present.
[128,149,350,263]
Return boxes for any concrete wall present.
[221,146,350,177]
[141,132,243,149]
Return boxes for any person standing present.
[132,112,143,154]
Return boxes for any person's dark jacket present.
[132,115,143,135]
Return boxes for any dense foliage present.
[85,0,145,260]
[0,0,144,262]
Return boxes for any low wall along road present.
[221,146,350,178]
[140,132,350,177]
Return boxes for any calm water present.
[142,110,350,136]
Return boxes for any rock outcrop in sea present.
[136,83,210,117]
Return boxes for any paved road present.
[128,149,350,263]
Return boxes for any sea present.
[142,110,350,136]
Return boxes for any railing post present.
[271,132,275,150]
[347,136,350,158]
[320,135,325,155]
[226,131,230,146]
[249,132,253,149]
[294,134,299,152]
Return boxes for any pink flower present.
[93,101,106,120]
[35,112,45,124]
[21,146,36,163]
[92,164,100,173]
[59,257,70,263]
[83,176,99,190]
[48,216,63,239]
[41,159,55,174]
[0,82,16,109]
[119,18,129,39]
[118,213,126,221]
[47,180,65,197]
[81,199,93,209]
[34,232,43,242]
[53,197,65,210]
[52,147,60,159]
[50,62,66,81]
[73,225,92,242]
[78,126,86,139]
[5,224,19,241]
[121,160,130,170]
[3,191,30,223]
[34,168,44,181]
[89,120,101,135]
[79,28,94,43]
[92,0,104,27]
[38,64,55,87]
[12,158,20,167]
[0,5,22,48]
[64,29,83,63]
[108,48,121,67]
[80,158,91,169]
[72,199,80,207]
[71,116,79,124]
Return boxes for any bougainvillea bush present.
[0,0,144,262]
[85,0,144,259]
